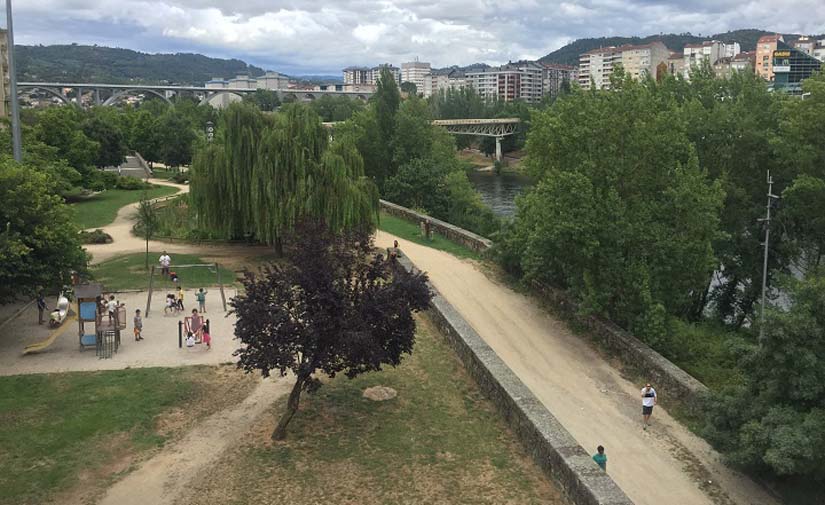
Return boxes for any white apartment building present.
[579,42,670,89]
[578,47,622,90]
[467,61,544,103]
[206,71,290,91]
[343,66,371,86]
[683,41,741,78]
[370,64,401,85]
[401,60,431,94]
[256,71,290,90]
[792,36,825,62]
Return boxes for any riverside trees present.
[189,102,379,249]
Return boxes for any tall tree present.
[0,157,86,302]
[232,222,431,439]
[135,193,159,269]
[158,109,197,168]
[190,102,378,249]
[362,67,401,187]
[83,107,129,168]
[243,88,281,112]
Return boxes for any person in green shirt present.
[196,288,208,313]
[592,445,607,471]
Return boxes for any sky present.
[10,0,825,75]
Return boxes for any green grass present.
[0,367,217,505]
[92,252,236,291]
[71,185,179,229]
[192,318,563,504]
[378,211,480,260]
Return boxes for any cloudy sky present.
[10,1,825,74]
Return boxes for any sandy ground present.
[0,290,241,376]
[98,376,292,505]
[84,179,271,265]
[375,231,778,505]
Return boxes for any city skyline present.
[9,1,825,74]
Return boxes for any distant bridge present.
[17,82,373,108]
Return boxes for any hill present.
[16,44,266,85]
[540,29,809,65]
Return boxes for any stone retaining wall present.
[532,282,709,410]
[379,199,493,253]
[397,254,633,505]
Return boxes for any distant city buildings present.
[401,60,432,93]
[542,63,577,97]
[682,41,740,78]
[206,71,290,91]
[467,61,545,103]
[756,34,784,80]
[578,42,669,90]
[773,43,822,94]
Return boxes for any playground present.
[0,288,240,376]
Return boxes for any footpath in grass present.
[92,252,236,291]
[379,211,480,260]
[72,185,179,229]
[0,365,257,505]
[177,316,564,505]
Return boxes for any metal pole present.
[6,0,22,161]
[759,170,778,342]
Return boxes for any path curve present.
[375,231,777,505]
[99,376,293,505]
[84,179,270,265]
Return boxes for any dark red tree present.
[232,222,431,439]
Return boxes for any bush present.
[98,170,119,189]
[114,176,150,190]
[78,229,113,244]
[171,171,189,184]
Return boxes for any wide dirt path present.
[84,179,270,265]
[98,377,293,505]
[376,231,777,505]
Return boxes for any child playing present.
[107,295,119,324]
[164,294,175,315]
[202,328,211,350]
[195,288,208,313]
[134,309,144,341]
[177,286,185,311]
[186,331,195,347]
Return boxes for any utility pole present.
[758,170,780,342]
[5,0,22,161]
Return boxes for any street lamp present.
[5,0,22,161]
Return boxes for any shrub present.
[114,176,150,190]
[171,171,189,184]
[78,229,113,244]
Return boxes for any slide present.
[22,316,77,355]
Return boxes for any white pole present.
[5,0,21,161]
[759,170,778,342]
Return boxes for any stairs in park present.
[103,153,153,179]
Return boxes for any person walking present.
[177,286,185,311]
[592,445,607,471]
[134,309,144,341]
[195,288,208,313]
[159,251,172,278]
[36,292,48,325]
[641,383,657,429]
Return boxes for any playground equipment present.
[145,263,227,317]
[178,317,210,348]
[49,293,71,328]
[22,316,76,355]
[75,283,125,359]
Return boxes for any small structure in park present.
[75,283,125,358]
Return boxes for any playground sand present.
[0,290,242,376]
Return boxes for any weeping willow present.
[190,102,379,246]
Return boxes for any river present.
[466,170,532,218]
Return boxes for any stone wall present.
[397,254,634,505]
[532,282,709,410]
[379,199,493,253]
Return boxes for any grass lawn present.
[379,212,480,260]
[177,316,564,505]
[72,185,180,229]
[0,365,257,505]
[92,252,236,291]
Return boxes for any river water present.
[466,170,532,218]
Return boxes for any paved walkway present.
[375,231,777,505]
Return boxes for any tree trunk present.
[145,236,150,270]
[272,375,305,440]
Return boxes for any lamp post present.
[758,170,780,342]
[6,0,22,161]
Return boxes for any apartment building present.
[666,52,685,76]
[790,36,825,62]
[682,40,741,78]
[467,61,544,103]
[370,64,401,86]
[401,60,431,93]
[206,71,290,91]
[578,41,669,89]
[343,66,371,86]
[756,34,784,80]
[730,51,756,73]
[542,63,577,97]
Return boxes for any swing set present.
[144,263,228,317]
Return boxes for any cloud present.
[11,0,825,74]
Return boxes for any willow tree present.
[190,102,378,248]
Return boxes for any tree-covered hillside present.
[540,29,812,65]
[16,44,266,85]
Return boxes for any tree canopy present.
[232,222,431,439]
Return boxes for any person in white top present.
[159,251,172,277]
[641,383,657,429]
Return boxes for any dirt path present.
[376,231,777,505]
[84,179,270,265]
[98,376,293,505]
